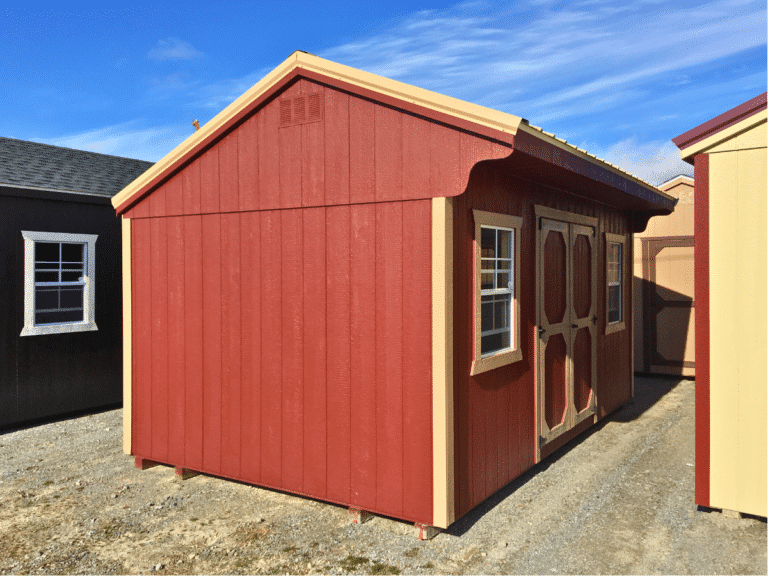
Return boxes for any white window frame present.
[605,232,626,335]
[471,210,523,375]
[20,231,98,337]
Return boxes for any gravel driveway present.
[0,376,765,575]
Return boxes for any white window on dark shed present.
[20,231,98,336]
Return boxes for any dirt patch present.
[0,377,765,574]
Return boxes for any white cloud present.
[35,122,190,162]
[318,0,766,118]
[148,37,203,61]
[584,137,693,186]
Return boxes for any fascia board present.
[678,111,768,162]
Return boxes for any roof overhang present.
[113,50,675,226]
[673,92,767,163]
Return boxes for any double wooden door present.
[537,214,597,450]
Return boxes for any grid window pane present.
[61,243,83,263]
[35,242,59,262]
[479,223,515,357]
[32,241,87,326]
[481,227,495,257]
[607,242,623,323]
[481,297,493,332]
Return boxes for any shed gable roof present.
[0,137,153,198]
[113,51,673,216]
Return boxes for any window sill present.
[470,347,523,376]
[21,321,98,337]
[605,321,625,336]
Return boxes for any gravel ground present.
[0,376,765,575]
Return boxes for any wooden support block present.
[722,508,743,519]
[175,466,199,480]
[348,507,374,524]
[414,523,441,540]
[134,457,158,470]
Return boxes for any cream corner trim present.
[678,110,768,161]
[112,51,524,211]
[432,197,455,529]
[122,217,133,455]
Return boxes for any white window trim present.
[471,210,523,376]
[605,232,626,335]
[20,231,98,337]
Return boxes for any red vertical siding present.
[324,90,350,205]
[166,174,184,217]
[183,159,202,215]
[149,180,167,218]
[202,214,222,474]
[401,199,433,522]
[167,216,186,465]
[200,148,220,214]
[302,88,325,207]
[132,218,152,456]
[238,116,259,211]
[281,209,304,493]
[260,211,282,487]
[183,216,204,470]
[375,201,404,515]
[302,207,327,497]
[349,97,375,204]
[258,101,280,210]
[220,213,242,478]
[240,212,261,480]
[219,133,239,213]
[150,217,169,463]
[350,203,377,510]
[326,205,352,504]
[694,152,710,507]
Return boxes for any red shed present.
[113,52,675,532]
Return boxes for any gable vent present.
[308,93,322,121]
[280,99,292,126]
[294,96,306,123]
[279,93,323,127]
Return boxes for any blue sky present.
[2,0,765,185]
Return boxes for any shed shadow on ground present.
[445,375,687,537]
[0,403,121,436]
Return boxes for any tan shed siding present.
[432,196,455,529]
[122,216,133,455]
[708,120,767,517]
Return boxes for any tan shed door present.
[537,217,597,449]
[641,237,695,376]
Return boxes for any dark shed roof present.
[0,137,153,198]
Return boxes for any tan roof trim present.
[678,110,767,162]
[517,122,672,200]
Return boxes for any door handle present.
[572,324,578,329]
[538,326,546,337]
